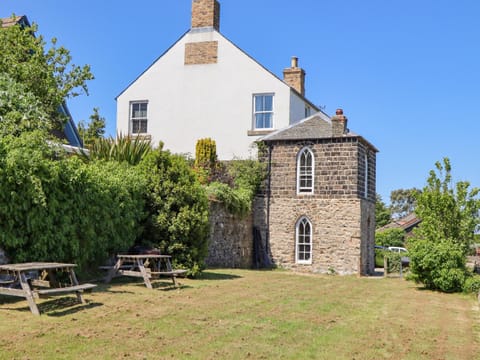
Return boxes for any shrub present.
[195,138,217,170]
[138,147,210,277]
[463,275,480,294]
[375,228,405,247]
[407,237,467,293]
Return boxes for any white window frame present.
[296,216,313,264]
[297,147,314,194]
[253,93,274,130]
[305,105,311,118]
[130,101,148,135]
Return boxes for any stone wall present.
[206,202,253,268]
[261,138,376,275]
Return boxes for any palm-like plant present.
[80,134,152,165]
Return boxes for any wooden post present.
[383,256,388,278]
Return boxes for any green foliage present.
[0,18,93,128]
[407,238,467,292]
[384,251,402,273]
[205,159,266,217]
[463,275,480,294]
[77,107,106,148]
[407,158,479,292]
[389,188,420,220]
[206,182,251,216]
[139,148,210,277]
[413,158,480,255]
[195,138,217,170]
[375,228,405,247]
[81,134,152,165]
[0,74,51,136]
[375,194,391,228]
[0,131,147,272]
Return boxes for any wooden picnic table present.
[104,254,187,289]
[0,262,96,315]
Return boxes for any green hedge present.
[0,132,147,273]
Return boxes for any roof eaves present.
[218,31,320,112]
[115,29,190,100]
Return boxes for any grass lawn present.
[0,269,478,359]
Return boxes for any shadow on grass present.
[43,298,103,317]
[1,297,103,316]
[195,270,242,281]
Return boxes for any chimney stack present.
[283,56,306,96]
[331,109,348,137]
[191,0,220,31]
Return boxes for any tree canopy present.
[77,107,106,148]
[408,158,480,292]
[0,17,93,133]
[375,194,391,228]
[389,188,420,220]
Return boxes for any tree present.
[77,107,106,148]
[389,188,421,219]
[375,194,391,228]
[0,17,93,132]
[408,158,480,292]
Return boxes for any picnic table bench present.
[104,254,186,289]
[0,262,96,315]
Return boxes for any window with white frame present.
[297,147,314,193]
[305,105,311,118]
[253,94,274,129]
[296,217,312,264]
[130,101,148,134]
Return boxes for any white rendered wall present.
[117,30,312,159]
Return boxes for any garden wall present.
[206,202,253,268]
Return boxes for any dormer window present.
[253,94,274,129]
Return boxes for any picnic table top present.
[117,254,171,260]
[0,262,77,272]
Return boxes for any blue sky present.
[3,0,480,204]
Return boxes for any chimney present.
[283,56,306,96]
[331,109,348,137]
[191,0,220,31]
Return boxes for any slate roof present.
[261,111,354,141]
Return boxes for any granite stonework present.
[256,136,377,275]
[206,202,253,268]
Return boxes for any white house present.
[116,0,321,159]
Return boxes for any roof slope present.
[0,15,30,28]
[116,27,319,111]
[262,112,340,141]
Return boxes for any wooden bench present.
[35,283,97,297]
[150,269,187,287]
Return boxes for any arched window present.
[296,217,312,264]
[297,147,314,194]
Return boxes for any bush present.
[463,275,480,294]
[0,132,147,273]
[138,148,210,277]
[407,237,468,293]
[375,228,405,247]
